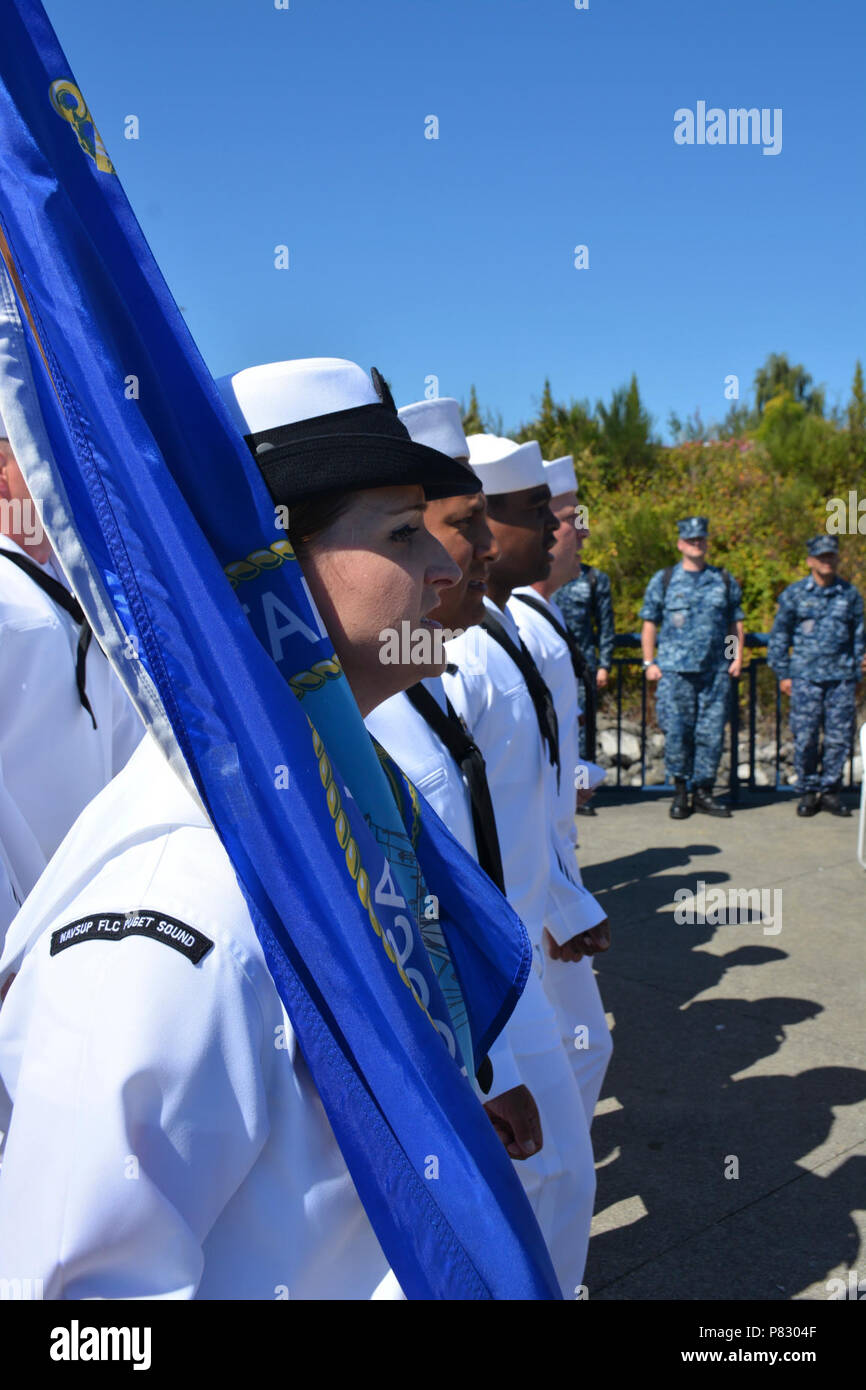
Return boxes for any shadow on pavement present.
[579,837,866,1300]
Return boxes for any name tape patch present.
[50,910,214,966]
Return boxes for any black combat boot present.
[669,777,691,819]
[797,791,820,817]
[693,785,732,818]
[820,788,851,818]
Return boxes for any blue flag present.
[0,0,560,1299]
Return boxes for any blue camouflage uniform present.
[767,569,865,794]
[640,559,743,788]
[554,565,615,758]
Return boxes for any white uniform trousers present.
[505,965,595,1298]
[541,955,612,1128]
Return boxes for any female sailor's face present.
[297,484,461,716]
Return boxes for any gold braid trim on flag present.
[224,539,295,587]
[289,656,344,700]
[309,722,436,1027]
[403,774,423,851]
[0,225,59,397]
[372,740,422,851]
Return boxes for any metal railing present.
[588,633,858,802]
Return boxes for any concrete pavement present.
[579,786,866,1301]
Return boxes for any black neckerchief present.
[404,682,505,896]
[481,608,560,790]
[510,590,596,766]
[1,548,97,728]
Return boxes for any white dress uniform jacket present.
[510,588,587,868]
[0,536,143,914]
[446,600,603,947]
[366,681,521,1099]
[440,604,600,1295]
[508,589,613,1126]
[0,734,398,1300]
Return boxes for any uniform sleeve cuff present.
[485,1032,522,1098]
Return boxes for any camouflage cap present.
[807,534,839,557]
[677,515,709,540]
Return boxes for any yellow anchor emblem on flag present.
[49,80,115,175]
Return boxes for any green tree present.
[514,381,599,482]
[717,401,755,438]
[461,385,485,437]
[753,390,845,491]
[460,385,503,437]
[754,353,824,417]
[846,359,866,465]
[595,374,658,484]
[668,408,711,444]
[539,378,556,430]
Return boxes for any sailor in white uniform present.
[369,408,599,1296]
[0,424,142,918]
[0,731,398,1299]
[0,358,492,1300]
[508,457,613,1124]
[366,399,540,1159]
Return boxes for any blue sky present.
[44,0,866,441]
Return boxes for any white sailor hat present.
[397,398,469,462]
[215,358,479,506]
[543,454,576,499]
[466,434,546,495]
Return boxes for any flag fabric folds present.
[0,0,560,1299]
